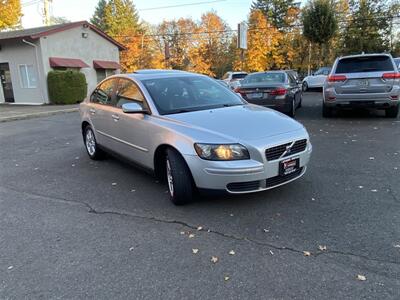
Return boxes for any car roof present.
[115,69,202,80]
[248,70,287,75]
[338,53,392,60]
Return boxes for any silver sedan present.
[80,70,312,205]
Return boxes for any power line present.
[138,0,227,11]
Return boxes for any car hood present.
[166,104,304,141]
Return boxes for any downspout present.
[22,39,45,104]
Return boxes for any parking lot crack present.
[3,186,399,267]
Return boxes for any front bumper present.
[184,133,312,194]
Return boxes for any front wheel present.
[166,149,194,205]
[385,104,399,118]
[83,125,106,160]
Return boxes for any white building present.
[0,21,125,104]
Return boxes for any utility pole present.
[43,0,52,26]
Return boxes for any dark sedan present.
[235,71,302,117]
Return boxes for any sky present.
[21,0,254,29]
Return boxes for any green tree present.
[0,0,22,31]
[302,0,338,45]
[342,0,395,54]
[251,0,296,29]
[104,0,141,36]
[91,0,107,31]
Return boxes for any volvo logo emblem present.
[285,145,292,155]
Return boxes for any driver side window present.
[91,79,115,105]
[116,79,146,109]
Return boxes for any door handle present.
[89,108,96,114]
[112,114,120,121]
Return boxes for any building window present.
[19,64,37,88]
[96,69,116,83]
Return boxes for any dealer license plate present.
[279,157,300,176]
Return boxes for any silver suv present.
[323,53,400,118]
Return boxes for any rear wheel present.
[297,95,302,108]
[322,104,333,118]
[166,148,194,205]
[385,104,399,118]
[83,125,106,160]
[286,99,296,118]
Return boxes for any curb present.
[0,108,79,123]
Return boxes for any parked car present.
[235,71,302,117]
[222,71,248,89]
[302,67,331,91]
[80,71,312,205]
[323,53,400,118]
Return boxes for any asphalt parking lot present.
[1,92,399,299]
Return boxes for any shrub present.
[47,70,87,104]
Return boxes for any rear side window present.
[232,73,247,80]
[336,56,394,73]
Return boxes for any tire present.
[385,104,399,118]
[83,125,106,160]
[322,103,333,118]
[166,148,194,205]
[286,99,296,118]
[298,95,302,108]
[302,82,308,92]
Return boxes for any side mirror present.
[122,102,146,114]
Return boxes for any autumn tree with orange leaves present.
[234,10,280,72]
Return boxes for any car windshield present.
[336,56,394,73]
[242,72,286,84]
[142,76,244,115]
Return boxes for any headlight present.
[194,143,250,161]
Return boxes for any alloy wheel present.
[85,128,96,156]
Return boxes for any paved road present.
[1,93,399,299]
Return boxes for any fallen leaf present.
[111,183,117,186]
[357,274,367,281]
[303,251,311,256]
[394,244,400,248]
[180,231,185,235]
[129,247,134,251]
[188,234,195,239]
[318,245,327,251]
[228,250,235,255]
[131,189,136,192]
[211,256,219,263]
[269,250,274,255]
[311,197,316,201]
[7,266,13,270]
[369,157,375,160]
[263,229,269,233]
[192,249,199,254]
[224,276,230,281]
[371,189,378,192]
[197,226,203,231]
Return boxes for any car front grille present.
[227,180,261,192]
[265,139,307,161]
[265,167,304,188]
